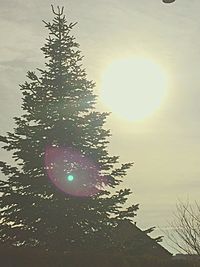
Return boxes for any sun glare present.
[100,58,168,121]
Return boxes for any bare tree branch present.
[163,200,200,255]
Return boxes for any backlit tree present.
[0,6,138,252]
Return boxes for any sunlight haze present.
[0,0,199,253]
[100,57,168,121]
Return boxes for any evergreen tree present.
[0,6,138,252]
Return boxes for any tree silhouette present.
[165,200,200,255]
[0,6,138,252]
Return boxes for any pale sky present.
[1,0,200,253]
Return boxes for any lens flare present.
[67,174,74,182]
[45,146,107,197]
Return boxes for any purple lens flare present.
[45,146,107,197]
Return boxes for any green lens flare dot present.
[67,174,74,182]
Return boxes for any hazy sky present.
[1,0,200,252]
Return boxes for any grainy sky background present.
[0,0,200,252]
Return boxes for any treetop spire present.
[51,5,64,16]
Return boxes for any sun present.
[100,58,168,121]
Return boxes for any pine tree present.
[0,6,138,252]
